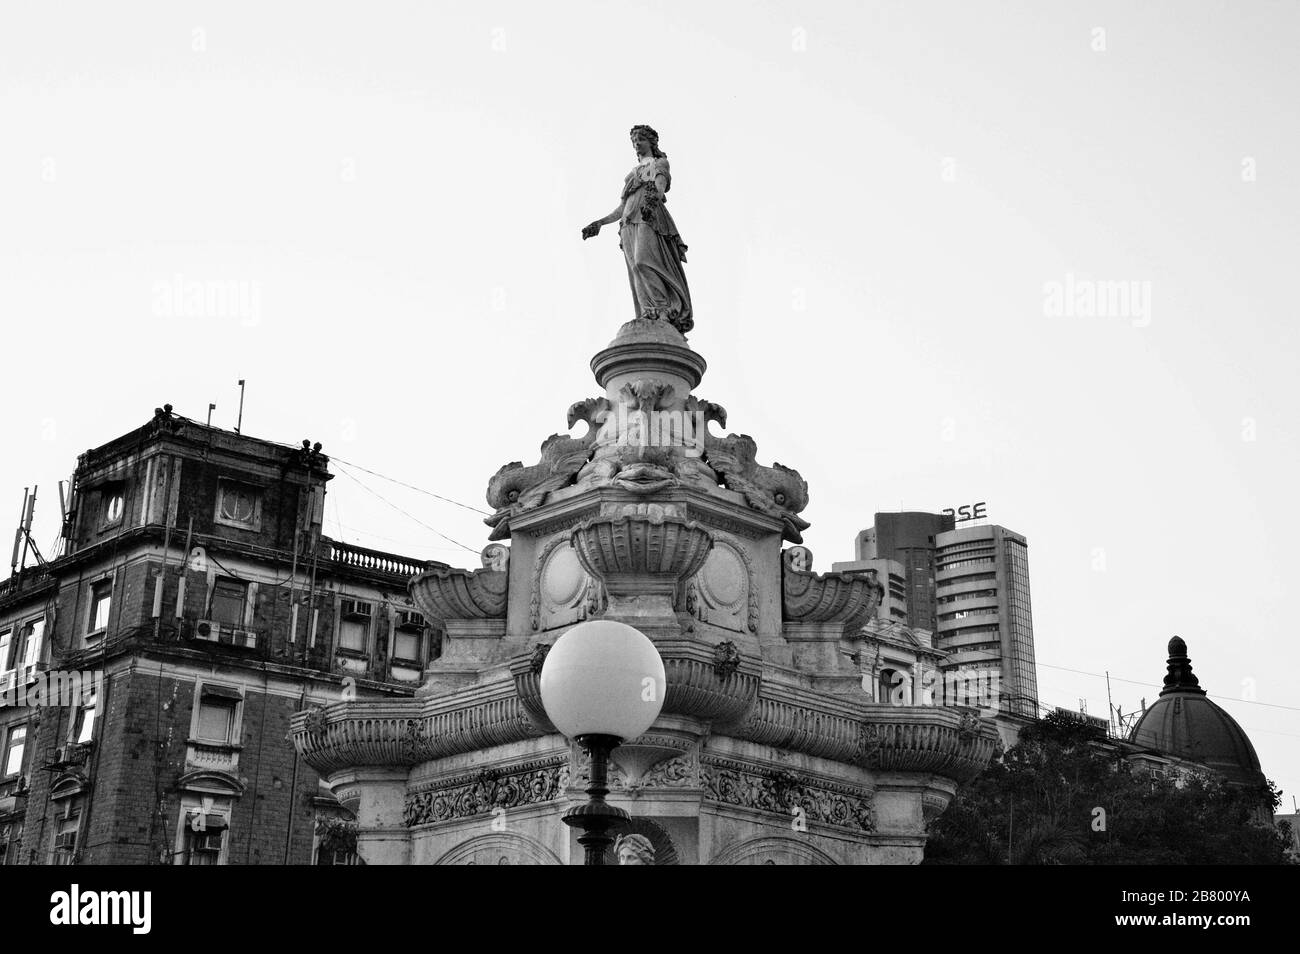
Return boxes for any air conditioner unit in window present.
[230,630,258,650]
[395,610,425,631]
[340,599,373,621]
[192,832,223,853]
[51,743,91,769]
[54,832,77,851]
[195,619,220,642]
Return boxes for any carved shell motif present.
[408,562,509,625]
[780,548,882,628]
[570,512,714,584]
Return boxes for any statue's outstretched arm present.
[582,204,623,239]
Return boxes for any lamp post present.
[539,619,666,865]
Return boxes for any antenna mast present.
[10,486,46,575]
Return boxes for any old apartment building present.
[0,405,435,864]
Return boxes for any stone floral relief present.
[404,759,570,827]
[701,757,876,832]
[571,737,701,794]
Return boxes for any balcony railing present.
[321,540,429,579]
[0,565,55,605]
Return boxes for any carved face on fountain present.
[609,445,678,494]
[614,833,655,865]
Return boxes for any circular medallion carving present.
[542,544,586,607]
[700,544,744,608]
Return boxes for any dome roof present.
[1128,637,1263,786]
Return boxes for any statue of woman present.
[614,832,656,865]
[582,125,694,335]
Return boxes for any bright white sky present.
[3,1,1298,808]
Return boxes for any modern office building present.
[849,512,1040,721]
[934,523,1039,719]
[854,512,954,632]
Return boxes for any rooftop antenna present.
[1105,670,1115,737]
[236,379,246,434]
[207,403,216,427]
[10,486,45,575]
[10,487,28,575]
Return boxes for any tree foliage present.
[924,712,1291,865]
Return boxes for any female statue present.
[582,125,693,335]
[614,832,656,865]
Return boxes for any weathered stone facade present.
[0,411,436,866]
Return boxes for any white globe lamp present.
[539,619,666,864]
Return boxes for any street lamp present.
[539,619,666,865]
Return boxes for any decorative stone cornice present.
[291,684,544,774]
[728,694,869,764]
[864,708,999,782]
[510,648,556,732]
[726,682,1000,784]
[294,651,997,789]
[657,638,761,723]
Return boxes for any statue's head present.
[614,833,655,865]
[629,125,666,159]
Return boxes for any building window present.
[72,687,97,745]
[392,611,425,663]
[336,599,373,655]
[393,629,421,662]
[182,813,227,866]
[2,725,26,778]
[878,669,901,705]
[314,814,361,866]
[87,579,113,637]
[196,697,237,745]
[338,619,367,653]
[0,629,10,674]
[215,480,262,531]
[52,811,80,866]
[101,484,125,526]
[13,618,44,675]
[209,578,248,626]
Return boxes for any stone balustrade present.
[294,652,998,787]
[323,540,430,579]
[290,689,544,774]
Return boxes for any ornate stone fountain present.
[290,135,999,865]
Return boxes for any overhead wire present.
[1037,660,1300,713]
[333,467,479,556]
[328,457,492,517]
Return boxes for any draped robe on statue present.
[618,156,693,335]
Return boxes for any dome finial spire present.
[1160,635,1205,696]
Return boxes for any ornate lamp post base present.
[563,733,628,865]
